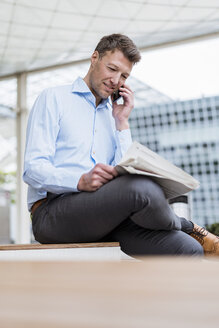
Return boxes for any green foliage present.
[206,223,219,236]
[0,171,16,203]
[0,171,16,185]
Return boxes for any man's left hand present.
[111,84,134,131]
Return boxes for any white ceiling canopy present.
[0,0,219,77]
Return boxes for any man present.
[23,34,219,256]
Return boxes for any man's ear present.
[91,51,99,67]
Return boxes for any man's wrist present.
[115,121,130,131]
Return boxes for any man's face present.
[88,49,133,103]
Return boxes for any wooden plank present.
[0,242,120,251]
[0,258,218,327]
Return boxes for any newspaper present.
[116,141,200,199]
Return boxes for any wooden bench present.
[0,257,218,327]
[0,242,123,261]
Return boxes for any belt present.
[31,198,47,215]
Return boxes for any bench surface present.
[0,258,218,327]
[0,242,122,261]
[0,242,120,251]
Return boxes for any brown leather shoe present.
[190,223,219,256]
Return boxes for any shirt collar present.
[71,77,110,109]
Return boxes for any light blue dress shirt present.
[23,77,132,211]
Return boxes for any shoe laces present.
[190,226,208,245]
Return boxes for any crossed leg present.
[32,175,203,256]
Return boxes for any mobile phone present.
[112,86,123,103]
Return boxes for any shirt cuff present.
[115,129,132,158]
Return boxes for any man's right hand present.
[77,163,118,192]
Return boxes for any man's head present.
[84,34,141,105]
[95,34,141,65]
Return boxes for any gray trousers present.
[32,175,203,256]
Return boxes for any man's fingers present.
[78,163,119,192]
[94,163,118,178]
[93,168,114,181]
[92,173,109,184]
[119,87,133,99]
[111,167,119,177]
[90,164,119,190]
[120,84,133,93]
[90,180,104,190]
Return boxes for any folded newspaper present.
[116,141,200,199]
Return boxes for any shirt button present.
[93,151,95,154]
[95,129,97,133]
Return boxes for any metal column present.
[16,73,31,243]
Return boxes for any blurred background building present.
[130,95,219,226]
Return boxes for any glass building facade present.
[130,95,219,226]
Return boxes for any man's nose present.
[110,74,121,86]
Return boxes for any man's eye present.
[108,67,116,71]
